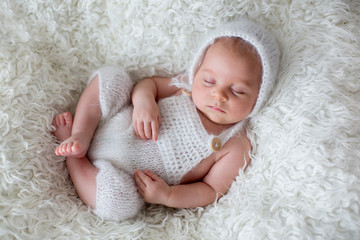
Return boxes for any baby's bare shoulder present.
[202,132,252,194]
[220,132,251,157]
[212,131,252,171]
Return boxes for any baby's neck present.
[196,109,235,135]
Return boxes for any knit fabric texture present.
[87,19,280,221]
[172,19,280,119]
[89,66,133,121]
[87,67,241,221]
[93,160,145,221]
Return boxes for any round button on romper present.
[211,137,222,151]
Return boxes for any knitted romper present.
[87,19,280,221]
[86,67,243,221]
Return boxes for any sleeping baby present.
[52,19,280,221]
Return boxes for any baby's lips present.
[209,105,225,113]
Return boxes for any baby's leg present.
[52,113,98,208]
[65,156,98,208]
[55,66,133,158]
[94,160,145,221]
[59,75,102,158]
[68,158,144,220]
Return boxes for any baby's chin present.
[204,114,239,131]
[206,112,244,125]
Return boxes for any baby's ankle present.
[72,130,93,141]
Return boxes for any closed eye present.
[232,89,245,95]
[203,79,216,87]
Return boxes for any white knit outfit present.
[88,67,242,221]
[88,19,280,221]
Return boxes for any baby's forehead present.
[199,45,263,88]
[211,37,261,60]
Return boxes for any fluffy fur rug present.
[1,0,359,239]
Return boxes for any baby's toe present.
[65,142,74,154]
[63,112,73,126]
[55,145,62,156]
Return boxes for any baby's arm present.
[131,77,179,141]
[134,136,251,208]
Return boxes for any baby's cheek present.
[191,91,203,108]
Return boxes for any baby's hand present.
[132,100,161,141]
[134,169,170,205]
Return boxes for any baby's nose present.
[211,89,228,102]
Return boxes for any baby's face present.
[192,41,262,125]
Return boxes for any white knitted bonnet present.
[180,19,280,119]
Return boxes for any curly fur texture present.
[1,0,359,239]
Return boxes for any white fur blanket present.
[1,0,359,239]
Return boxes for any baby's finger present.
[158,115,162,126]
[137,121,146,140]
[151,121,159,141]
[137,169,155,186]
[144,121,152,140]
[135,180,145,197]
[133,120,139,137]
[144,169,160,182]
[135,170,147,189]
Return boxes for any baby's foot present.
[55,131,91,158]
[52,112,73,142]
[52,113,91,158]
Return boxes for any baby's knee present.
[91,66,133,120]
[94,161,145,221]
